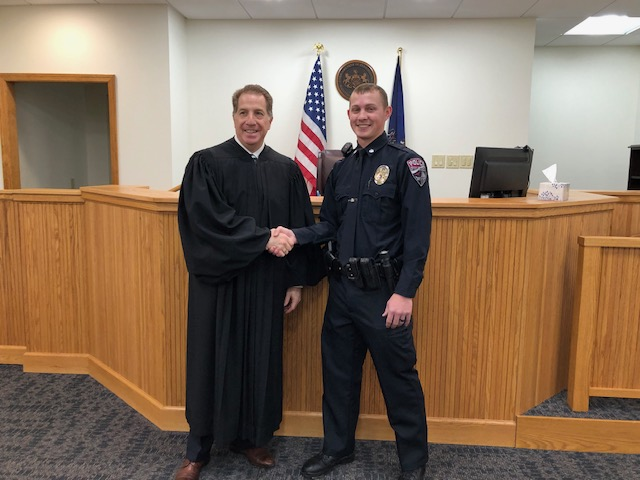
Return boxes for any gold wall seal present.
[335,60,377,100]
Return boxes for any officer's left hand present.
[382,294,413,329]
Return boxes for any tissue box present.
[538,182,570,201]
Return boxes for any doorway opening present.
[0,74,118,189]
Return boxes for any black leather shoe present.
[398,465,426,480]
[301,452,355,478]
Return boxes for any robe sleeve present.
[178,151,271,283]
[283,163,327,287]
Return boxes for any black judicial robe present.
[178,139,323,447]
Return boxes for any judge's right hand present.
[266,228,294,257]
[273,226,297,245]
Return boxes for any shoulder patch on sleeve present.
[406,158,427,187]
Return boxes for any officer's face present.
[233,93,273,152]
[348,90,392,147]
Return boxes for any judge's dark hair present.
[232,84,273,117]
[350,83,389,109]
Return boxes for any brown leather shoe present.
[231,446,276,468]
[174,458,208,480]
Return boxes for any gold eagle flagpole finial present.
[314,43,325,55]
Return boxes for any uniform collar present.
[356,132,389,157]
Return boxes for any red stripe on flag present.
[300,120,325,152]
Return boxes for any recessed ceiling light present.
[564,15,640,36]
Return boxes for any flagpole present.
[294,44,328,195]
[397,47,403,66]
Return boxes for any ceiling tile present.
[168,0,250,19]
[524,0,614,19]
[26,0,95,4]
[240,0,315,19]
[598,0,640,17]
[97,0,164,4]
[455,0,537,19]
[606,28,640,46]
[384,0,459,19]
[546,33,620,47]
[312,0,385,19]
[534,17,583,46]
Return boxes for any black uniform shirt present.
[294,132,432,298]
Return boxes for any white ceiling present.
[2,0,640,46]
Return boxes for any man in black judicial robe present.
[174,84,323,480]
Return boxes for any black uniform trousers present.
[320,275,429,472]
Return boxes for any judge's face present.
[348,90,392,147]
[233,93,273,152]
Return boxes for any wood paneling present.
[568,235,640,411]
[0,187,623,447]
[12,191,88,355]
[586,190,640,236]
[84,196,182,405]
[0,193,25,348]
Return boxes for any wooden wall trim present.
[107,76,118,184]
[516,415,640,454]
[0,73,118,187]
[81,186,178,212]
[579,235,640,248]
[6,189,84,203]
[0,346,26,364]
[590,387,640,399]
[0,77,20,188]
[567,242,602,411]
[311,192,617,219]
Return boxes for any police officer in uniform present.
[273,83,431,480]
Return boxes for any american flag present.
[294,55,327,195]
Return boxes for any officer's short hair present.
[232,84,274,118]
[351,83,389,109]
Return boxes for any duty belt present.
[327,250,398,291]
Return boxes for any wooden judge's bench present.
[1,186,639,453]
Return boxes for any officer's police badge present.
[406,158,427,186]
[374,165,390,185]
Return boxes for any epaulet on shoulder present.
[388,142,420,157]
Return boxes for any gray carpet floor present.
[1,364,639,479]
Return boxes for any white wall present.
[7,6,639,196]
[0,5,174,189]
[168,7,189,189]
[529,47,640,190]
[185,18,536,197]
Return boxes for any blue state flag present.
[388,56,405,145]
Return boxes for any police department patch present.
[406,158,427,186]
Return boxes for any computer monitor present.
[468,146,534,198]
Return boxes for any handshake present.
[266,227,297,257]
